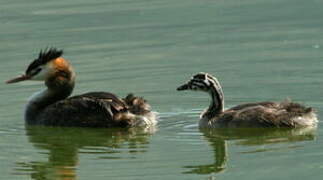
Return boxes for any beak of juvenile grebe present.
[6,74,31,84]
[177,83,190,91]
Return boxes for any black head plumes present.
[26,48,63,75]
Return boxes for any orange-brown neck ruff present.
[52,57,70,71]
[45,57,75,89]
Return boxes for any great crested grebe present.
[177,72,318,128]
[6,48,156,127]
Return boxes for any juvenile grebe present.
[6,48,156,127]
[177,72,317,128]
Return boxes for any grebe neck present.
[25,71,75,124]
[202,85,224,120]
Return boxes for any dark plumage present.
[6,48,156,128]
[177,72,317,128]
[124,94,151,115]
[33,93,144,128]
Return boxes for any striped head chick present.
[177,72,223,96]
[177,72,225,117]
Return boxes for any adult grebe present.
[177,72,317,128]
[6,48,156,127]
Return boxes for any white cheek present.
[31,71,46,80]
[31,65,52,81]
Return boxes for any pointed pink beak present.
[6,74,31,84]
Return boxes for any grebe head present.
[177,72,225,116]
[177,72,222,94]
[6,48,72,84]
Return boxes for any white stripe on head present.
[192,81,206,87]
[203,79,210,86]
[203,73,211,85]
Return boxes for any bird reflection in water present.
[15,126,156,180]
[183,127,316,175]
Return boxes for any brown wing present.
[36,94,130,128]
[220,101,314,128]
[71,92,128,113]
[227,101,278,111]
[222,106,285,127]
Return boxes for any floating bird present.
[6,48,156,128]
[177,72,317,128]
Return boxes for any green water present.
[1,0,323,179]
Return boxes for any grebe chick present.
[177,72,317,128]
[6,48,156,128]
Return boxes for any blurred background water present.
[1,0,323,179]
